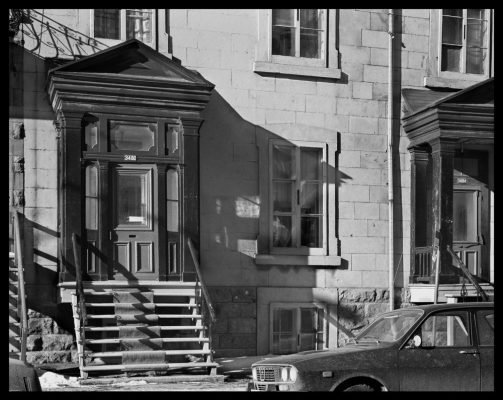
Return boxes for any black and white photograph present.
[9,8,494,391]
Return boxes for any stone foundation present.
[25,309,77,365]
[209,286,257,358]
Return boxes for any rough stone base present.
[208,287,257,357]
[25,308,77,365]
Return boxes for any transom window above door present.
[82,114,182,159]
[92,9,156,47]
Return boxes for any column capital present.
[430,138,458,155]
[409,145,430,161]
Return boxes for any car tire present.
[343,384,375,392]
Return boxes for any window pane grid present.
[441,9,489,75]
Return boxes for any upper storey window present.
[425,9,492,89]
[92,9,155,46]
[441,9,489,75]
[254,9,340,80]
[272,9,326,60]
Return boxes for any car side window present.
[418,311,471,348]
[476,310,494,346]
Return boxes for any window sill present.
[424,75,488,90]
[255,254,341,267]
[254,61,341,80]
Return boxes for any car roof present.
[399,302,493,313]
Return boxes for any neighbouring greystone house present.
[9,9,494,367]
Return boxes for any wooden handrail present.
[447,245,489,301]
[187,238,216,323]
[13,212,28,362]
[71,233,87,323]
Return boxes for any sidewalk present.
[37,354,275,391]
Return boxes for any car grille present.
[256,366,279,382]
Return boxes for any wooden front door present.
[452,151,489,281]
[110,163,158,280]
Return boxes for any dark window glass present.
[476,310,494,346]
[94,9,120,40]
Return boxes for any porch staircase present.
[9,253,22,360]
[75,284,218,377]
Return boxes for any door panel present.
[111,164,157,280]
[399,310,480,391]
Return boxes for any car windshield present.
[352,309,424,344]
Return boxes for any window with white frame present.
[92,9,155,45]
[425,9,492,89]
[254,9,340,79]
[269,140,326,254]
[270,303,326,355]
[272,9,326,62]
[441,9,489,75]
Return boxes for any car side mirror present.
[405,335,422,349]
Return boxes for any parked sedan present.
[250,302,494,391]
[9,358,42,391]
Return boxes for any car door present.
[474,309,494,391]
[398,310,480,391]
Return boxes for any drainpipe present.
[387,9,395,311]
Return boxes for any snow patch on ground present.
[39,372,80,388]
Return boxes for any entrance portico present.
[402,78,494,301]
[48,39,214,287]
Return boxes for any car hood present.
[252,343,394,367]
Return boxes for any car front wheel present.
[343,384,375,392]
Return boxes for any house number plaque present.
[124,155,137,161]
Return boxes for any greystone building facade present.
[9,9,494,367]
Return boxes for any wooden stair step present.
[85,303,197,308]
[86,314,202,319]
[82,361,218,372]
[88,349,212,358]
[84,325,205,332]
[86,337,209,345]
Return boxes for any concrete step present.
[84,325,205,332]
[88,349,212,358]
[85,303,197,308]
[86,314,202,320]
[82,361,218,373]
[86,337,209,345]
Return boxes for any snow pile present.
[115,380,148,386]
[39,372,79,388]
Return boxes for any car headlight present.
[280,366,298,383]
[252,367,257,381]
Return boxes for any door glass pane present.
[453,191,477,242]
[273,181,293,212]
[273,216,292,247]
[116,169,151,227]
[166,125,179,156]
[273,145,295,179]
[110,121,156,152]
[166,169,179,233]
[94,9,120,39]
[85,165,98,230]
[84,120,98,151]
[126,9,152,42]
